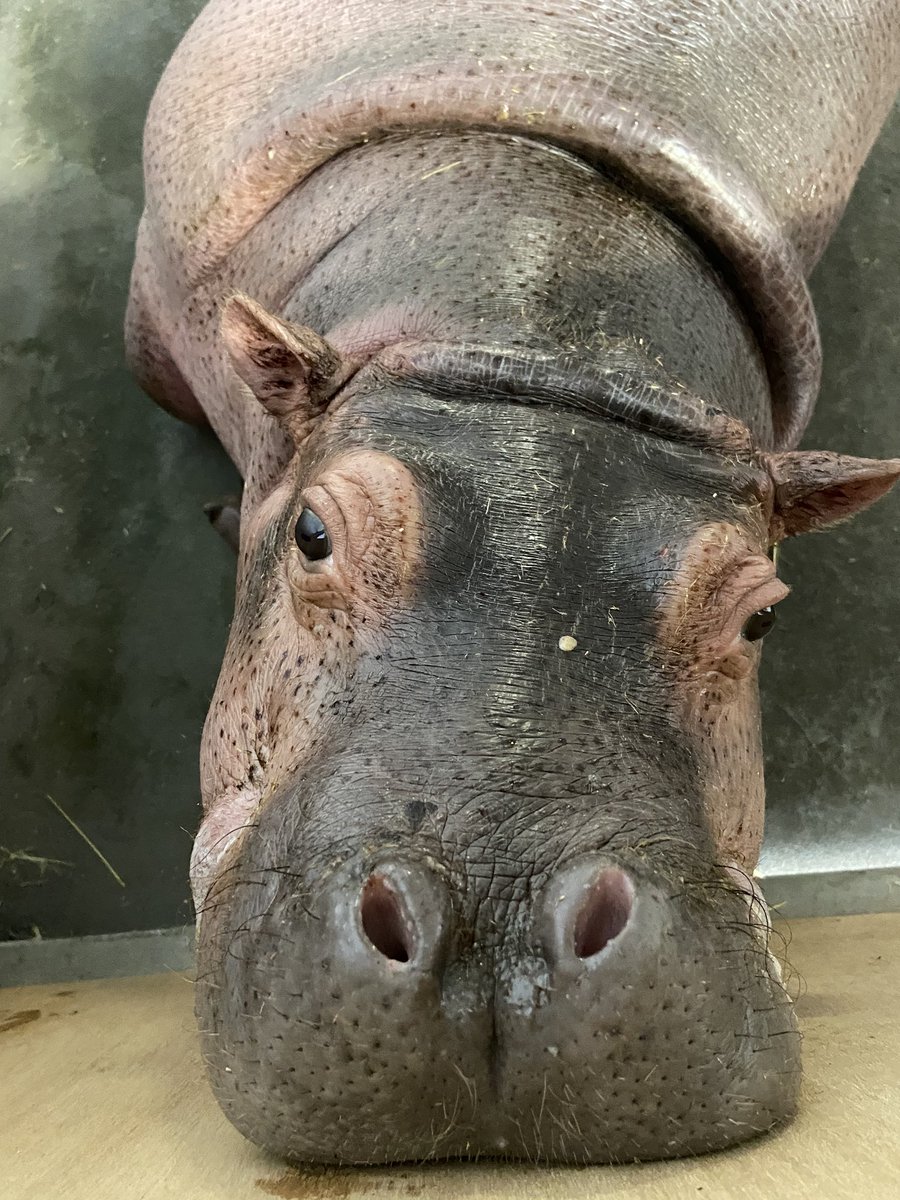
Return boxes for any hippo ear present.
[220,293,347,422]
[764,450,900,539]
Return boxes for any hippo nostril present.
[573,868,635,958]
[360,874,414,963]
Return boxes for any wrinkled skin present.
[126,0,900,1167]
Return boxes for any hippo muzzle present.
[197,777,797,1165]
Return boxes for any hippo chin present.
[127,0,900,1167]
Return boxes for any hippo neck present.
[248,132,774,473]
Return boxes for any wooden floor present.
[2,913,898,1198]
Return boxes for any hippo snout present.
[196,847,799,1164]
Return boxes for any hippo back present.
[136,0,899,446]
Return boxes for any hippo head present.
[191,293,899,1165]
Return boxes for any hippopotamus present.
[125,0,900,1166]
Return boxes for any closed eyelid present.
[710,557,787,610]
[712,568,790,653]
[658,539,789,650]
[741,575,790,610]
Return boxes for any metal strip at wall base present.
[0,925,196,989]
[1,867,898,989]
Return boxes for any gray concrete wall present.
[0,0,234,940]
[0,0,898,945]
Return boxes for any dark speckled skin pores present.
[129,0,899,1168]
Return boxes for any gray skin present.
[126,1,900,1167]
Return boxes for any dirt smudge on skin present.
[0,1008,41,1033]
[256,1169,424,1199]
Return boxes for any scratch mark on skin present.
[325,65,362,88]
[537,1070,549,1128]
[420,160,464,181]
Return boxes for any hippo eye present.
[294,507,331,561]
[742,607,777,642]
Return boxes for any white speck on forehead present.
[558,634,578,652]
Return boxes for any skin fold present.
[126,1,900,1167]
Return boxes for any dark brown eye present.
[742,606,777,642]
[294,507,331,560]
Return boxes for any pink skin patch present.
[659,524,789,683]
[723,862,773,936]
[657,522,790,868]
[193,449,423,922]
[325,307,450,378]
[190,789,261,920]
[723,862,784,984]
